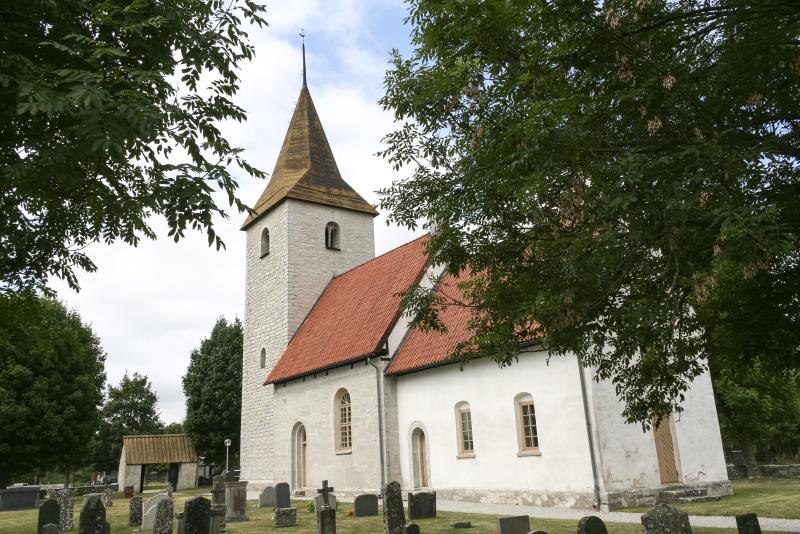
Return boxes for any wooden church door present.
[654,417,679,484]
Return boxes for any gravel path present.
[436,499,800,532]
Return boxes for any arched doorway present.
[292,423,307,490]
[411,427,428,488]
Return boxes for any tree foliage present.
[182,317,242,466]
[0,0,267,292]
[380,0,800,424]
[0,293,106,488]
[94,372,163,473]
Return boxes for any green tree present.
[0,0,266,292]
[94,372,164,473]
[163,421,184,434]
[380,1,800,425]
[0,293,106,488]
[182,317,242,466]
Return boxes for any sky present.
[49,1,422,424]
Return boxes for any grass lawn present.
[620,479,800,520]
[0,488,794,534]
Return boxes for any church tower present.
[239,48,377,486]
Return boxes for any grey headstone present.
[81,493,103,507]
[176,512,185,534]
[275,482,291,509]
[497,515,531,534]
[317,507,336,534]
[209,503,226,534]
[153,498,174,534]
[314,493,337,512]
[274,507,297,527]
[259,486,276,508]
[129,495,143,526]
[577,516,607,534]
[38,499,60,534]
[143,494,171,531]
[185,496,211,534]
[453,521,472,528]
[736,514,762,534]
[408,491,436,519]
[354,494,378,517]
[102,488,113,508]
[211,476,225,506]
[641,503,692,534]
[224,481,248,522]
[78,497,110,534]
[383,481,405,534]
[50,489,75,531]
[404,524,420,534]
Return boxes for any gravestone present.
[314,494,338,511]
[42,525,59,534]
[142,494,171,531]
[577,516,608,534]
[124,485,135,498]
[153,498,174,534]
[641,503,692,534]
[184,496,211,534]
[128,495,143,526]
[316,480,336,534]
[224,480,248,522]
[38,499,60,534]
[383,481,406,534]
[259,486,276,508]
[496,515,531,534]
[274,507,297,527]
[210,504,226,534]
[78,497,110,534]
[176,512,185,534]
[50,488,75,531]
[354,494,378,517]
[275,482,291,509]
[82,493,103,507]
[211,476,225,505]
[736,514,762,534]
[408,491,436,519]
[102,488,113,508]
[404,525,420,534]
[453,521,472,528]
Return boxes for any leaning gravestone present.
[577,516,608,534]
[153,497,174,534]
[79,497,110,534]
[274,507,297,527]
[736,513,762,534]
[404,525,420,534]
[38,499,60,534]
[408,491,436,519]
[102,487,113,508]
[184,496,211,534]
[354,494,378,517]
[128,495,143,526]
[641,503,692,534]
[142,494,171,531]
[496,515,531,534]
[383,481,406,534]
[275,482,291,509]
[224,480,248,522]
[211,476,225,506]
[259,486,276,508]
[42,525,59,534]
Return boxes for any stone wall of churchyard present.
[271,362,384,495]
[727,464,800,480]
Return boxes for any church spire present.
[300,28,307,87]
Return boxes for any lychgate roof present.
[122,434,197,465]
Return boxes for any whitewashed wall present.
[177,462,198,490]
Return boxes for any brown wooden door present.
[654,417,679,484]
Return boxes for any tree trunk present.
[64,466,72,488]
[741,442,761,477]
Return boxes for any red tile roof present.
[265,236,430,384]
[385,270,476,375]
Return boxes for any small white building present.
[238,71,731,510]
[117,434,198,493]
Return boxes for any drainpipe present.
[367,357,386,492]
[578,358,602,509]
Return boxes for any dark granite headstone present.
[78,497,110,534]
[274,507,297,527]
[317,508,336,534]
[42,525,59,534]
[38,499,60,534]
[275,482,291,509]
[577,516,608,534]
[153,498,174,534]
[185,496,211,534]
[736,514,762,534]
[496,515,531,534]
[641,503,692,534]
[383,481,406,534]
[404,524,420,534]
[0,486,40,510]
[224,481,248,522]
[453,521,472,528]
[259,486,276,508]
[408,491,436,519]
[211,476,225,506]
[354,494,378,517]
[128,495,143,526]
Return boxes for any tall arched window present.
[334,388,352,452]
[325,222,340,250]
[260,227,270,257]
[515,393,540,455]
[454,401,475,457]
[260,348,266,369]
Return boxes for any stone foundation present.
[432,487,597,510]
[603,480,733,510]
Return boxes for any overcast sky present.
[49,1,421,424]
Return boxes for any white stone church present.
[239,74,731,510]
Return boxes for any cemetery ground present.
[0,479,797,534]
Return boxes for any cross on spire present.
[300,28,307,87]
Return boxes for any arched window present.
[454,401,474,457]
[260,348,266,369]
[334,388,352,452]
[260,227,270,257]
[515,393,540,455]
[325,222,340,250]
